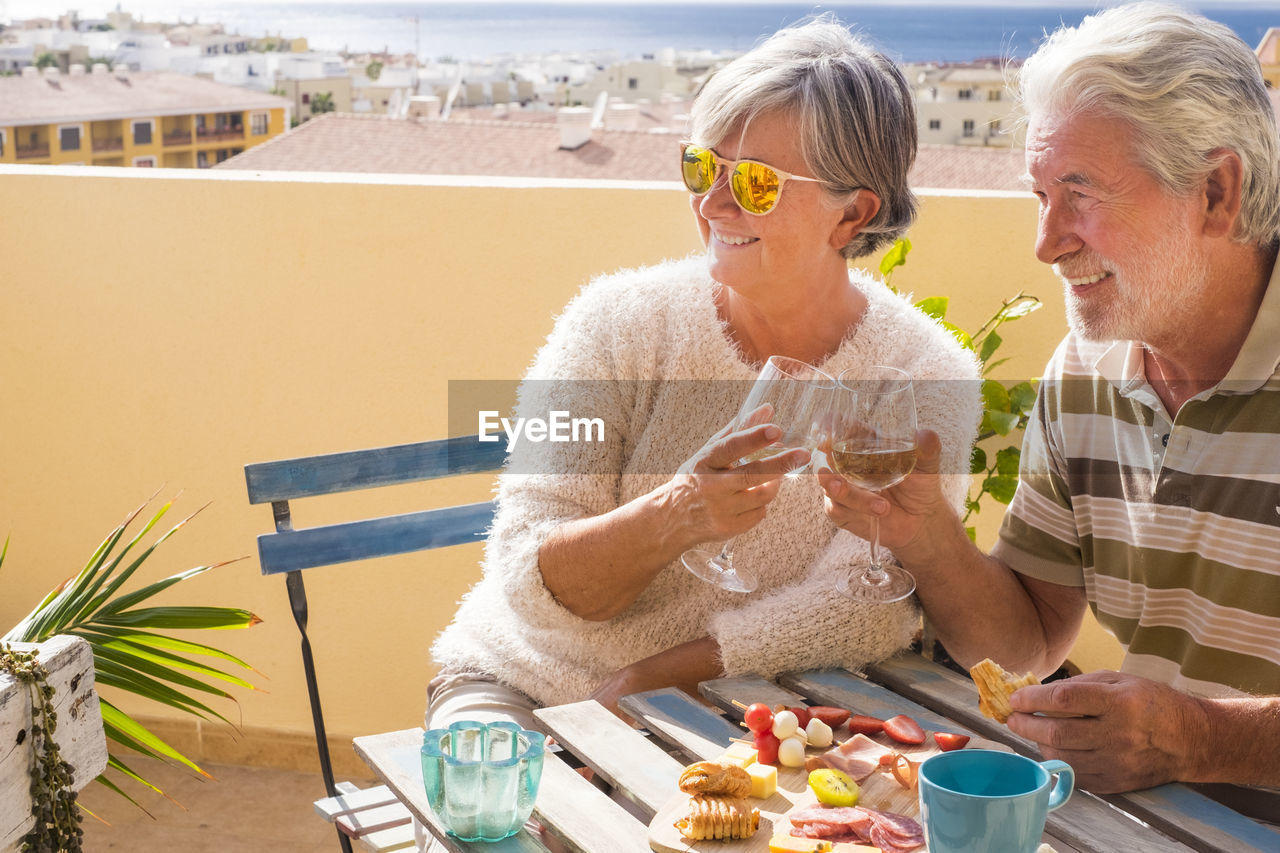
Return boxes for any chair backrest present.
[246,435,508,573]
[243,433,507,835]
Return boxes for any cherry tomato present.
[754,730,781,765]
[743,702,774,734]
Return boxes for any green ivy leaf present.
[995,446,1021,476]
[980,379,1011,412]
[1001,297,1043,321]
[983,474,1020,503]
[981,357,1011,377]
[915,296,949,320]
[879,238,912,276]
[941,320,973,350]
[965,526,978,542]
[1009,381,1038,415]
[978,330,1003,364]
[970,446,988,474]
[981,409,1021,437]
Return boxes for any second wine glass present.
[829,365,919,603]
[681,355,834,593]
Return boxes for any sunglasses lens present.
[731,161,781,214]
[681,145,716,194]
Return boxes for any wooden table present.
[353,653,1278,853]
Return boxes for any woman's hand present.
[588,637,723,721]
[664,407,810,546]
[815,428,948,560]
[538,407,806,621]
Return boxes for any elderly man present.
[821,2,1280,799]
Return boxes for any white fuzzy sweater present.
[431,256,982,707]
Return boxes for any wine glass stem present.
[867,514,886,582]
[717,540,734,566]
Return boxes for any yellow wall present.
[0,168,1119,776]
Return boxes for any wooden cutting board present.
[648,729,1007,853]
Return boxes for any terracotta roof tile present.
[218,112,1032,192]
[0,70,290,124]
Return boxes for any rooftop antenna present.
[589,90,608,129]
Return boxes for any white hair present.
[1018,2,1280,248]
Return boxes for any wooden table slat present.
[533,700,685,819]
[696,675,807,717]
[869,655,1279,853]
[532,753,652,853]
[777,668,1198,853]
[618,688,744,762]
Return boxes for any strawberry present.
[846,714,885,736]
[883,714,926,745]
[786,705,812,729]
[933,732,971,751]
[808,706,851,728]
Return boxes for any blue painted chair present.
[244,435,507,852]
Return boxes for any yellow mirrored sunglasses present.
[680,142,824,216]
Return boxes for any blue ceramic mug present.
[421,720,546,842]
[919,749,1073,853]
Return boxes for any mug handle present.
[1040,760,1075,811]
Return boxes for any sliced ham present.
[787,805,875,841]
[818,733,894,782]
[789,804,923,852]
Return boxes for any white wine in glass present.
[681,355,834,593]
[830,365,918,603]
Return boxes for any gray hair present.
[689,15,918,260]
[1018,2,1280,249]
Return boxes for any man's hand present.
[1007,671,1208,793]
[815,428,949,560]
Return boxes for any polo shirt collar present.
[1221,253,1280,392]
[1091,253,1280,400]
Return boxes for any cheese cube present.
[746,761,777,799]
[719,740,757,768]
[767,836,833,853]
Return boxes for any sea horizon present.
[5,2,1276,64]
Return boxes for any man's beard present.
[1058,214,1209,344]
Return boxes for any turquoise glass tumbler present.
[421,721,546,842]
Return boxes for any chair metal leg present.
[285,569,353,853]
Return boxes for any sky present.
[7,0,1276,13]
[6,0,1275,28]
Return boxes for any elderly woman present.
[428,17,981,729]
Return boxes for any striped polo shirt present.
[991,259,1280,699]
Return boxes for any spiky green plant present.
[2,496,262,813]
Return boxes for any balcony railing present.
[92,137,124,153]
[196,129,245,142]
[164,131,193,146]
[16,144,50,159]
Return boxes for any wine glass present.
[829,365,918,603]
[681,355,834,593]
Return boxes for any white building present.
[906,61,1022,148]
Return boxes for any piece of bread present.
[674,794,760,840]
[677,760,753,798]
[970,657,1039,723]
